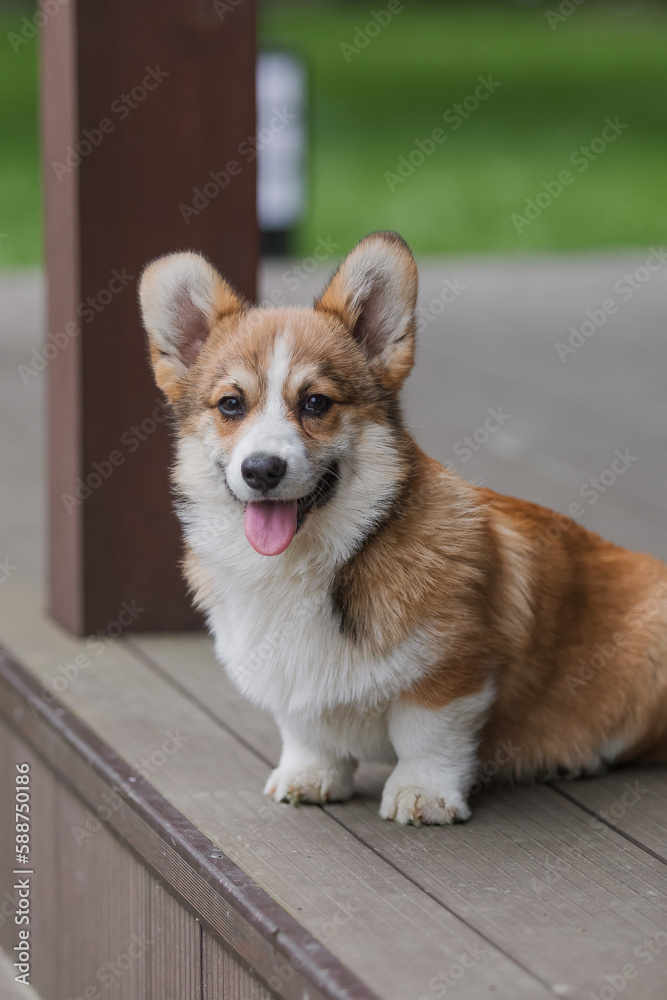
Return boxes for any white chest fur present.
[206,544,433,720]
[182,497,434,733]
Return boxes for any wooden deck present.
[1,257,666,999]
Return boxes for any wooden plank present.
[55,782,152,1000]
[553,768,667,863]
[0,589,548,1000]
[202,930,275,1000]
[42,0,258,634]
[132,632,667,1000]
[332,781,667,1000]
[130,633,281,766]
[149,880,201,1000]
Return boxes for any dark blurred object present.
[257,50,306,256]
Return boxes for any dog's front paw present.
[264,762,355,806]
[380,777,471,826]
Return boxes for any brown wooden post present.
[43,0,258,634]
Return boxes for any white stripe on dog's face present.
[225,334,315,502]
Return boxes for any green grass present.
[1,3,666,265]
[0,7,40,266]
[261,1,667,255]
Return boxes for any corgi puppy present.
[139,232,667,825]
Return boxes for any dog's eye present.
[303,394,332,417]
[218,396,245,418]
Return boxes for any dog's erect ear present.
[314,232,418,390]
[139,252,243,400]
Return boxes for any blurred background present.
[1,0,665,606]
[2,0,667,265]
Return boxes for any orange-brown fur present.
[328,433,667,779]
[481,492,667,777]
[140,234,667,806]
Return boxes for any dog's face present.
[139,232,418,557]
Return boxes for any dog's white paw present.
[380,780,471,826]
[264,763,355,805]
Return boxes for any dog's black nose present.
[241,454,287,493]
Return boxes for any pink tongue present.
[244,500,298,556]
